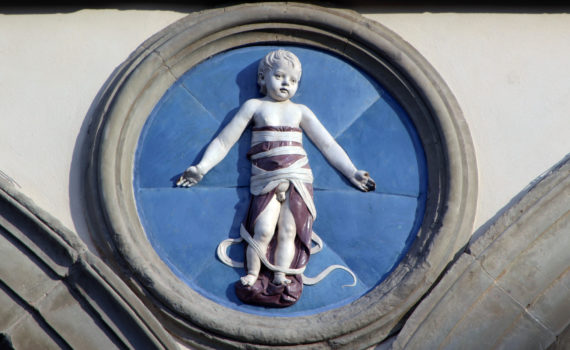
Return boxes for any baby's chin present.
[267,92,295,102]
[268,93,293,102]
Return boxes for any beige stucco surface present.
[0,9,188,252]
[0,8,569,258]
[366,12,570,232]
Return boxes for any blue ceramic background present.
[134,45,427,317]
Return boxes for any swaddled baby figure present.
[178,49,375,307]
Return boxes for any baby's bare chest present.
[252,103,303,127]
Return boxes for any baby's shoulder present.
[291,102,314,115]
[239,98,264,112]
[243,97,263,106]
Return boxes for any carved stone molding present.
[393,154,570,350]
[84,3,477,348]
[0,182,176,349]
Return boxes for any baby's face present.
[264,62,300,102]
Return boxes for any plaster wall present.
[0,9,188,252]
[366,12,570,232]
[1,8,569,255]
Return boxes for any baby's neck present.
[263,96,292,103]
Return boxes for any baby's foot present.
[273,272,292,285]
[240,274,257,286]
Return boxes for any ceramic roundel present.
[133,45,427,316]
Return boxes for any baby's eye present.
[274,74,282,79]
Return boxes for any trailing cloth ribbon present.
[216,225,356,286]
[216,129,356,287]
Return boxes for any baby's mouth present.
[280,88,288,94]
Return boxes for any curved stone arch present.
[0,182,177,350]
[394,154,570,350]
[84,3,477,348]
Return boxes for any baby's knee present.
[253,224,275,244]
[278,223,296,242]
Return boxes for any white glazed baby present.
[177,49,375,289]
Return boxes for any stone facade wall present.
[0,4,568,349]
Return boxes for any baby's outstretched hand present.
[176,166,204,187]
[350,170,376,192]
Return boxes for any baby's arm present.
[177,99,259,187]
[300,105,375,192]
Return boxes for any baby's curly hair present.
[257,49,302,95]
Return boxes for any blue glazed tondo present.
[134,45,427,317]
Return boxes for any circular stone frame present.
[85,3,477,348]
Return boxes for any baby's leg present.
[241,194,280,286]
[273,192,297,285]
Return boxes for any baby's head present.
[257,49,302,96]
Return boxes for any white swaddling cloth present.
[216,128,356,287]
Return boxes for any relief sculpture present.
[177,50,375,307]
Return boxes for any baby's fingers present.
[176,177,185,186]
[177,177,195,187]
[364,177,376,192]
[353,170,375,192]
